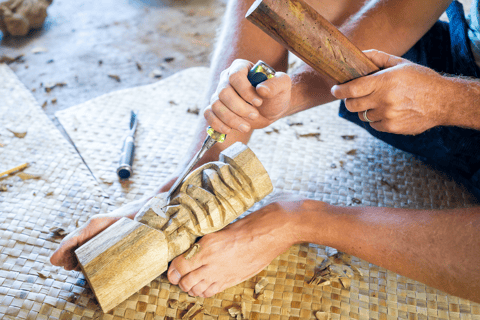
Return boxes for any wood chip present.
[182,302,203,319]
[184,243,200,260]
[341,135,357,140]
[339,278,351,289]
[149,69,163,78]
[41,101,47,108]
[228,306,242,319]
[0,54,24,64]
[264,127,279,134]
[45,82,67,93]
[241,301,247,319]
[286,119,303,126]
[315,311,330,320]
[169,300,190,310]
[108,74,121,82]
[37,271,51,279]
[31,47,48,54]
[7,128,27,138]
[380,179,399,192]
[351,198,361,204]
[0,185,8,192]
[17,172,41,180]
[51,98,57,104]
[164,57,175,63]
[136,62,142,71]
[296,132,321,141]
[346,149,357,155]
[187,107,200,115]
[254,277,268,295]
[49,227,68,239]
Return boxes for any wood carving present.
[0,0,52,36]
[75,142,273,312]
[246,0,379,84]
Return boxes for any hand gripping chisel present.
[165,60,276,201]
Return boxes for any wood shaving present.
[228,306,242,319]
[315,311,330,320]
[346,149,357,156]
[182,302,203,319]
[0,142,3,147]
[254,277,268,295]
[36,271,51,279]
[308,252,361,288]
[41,101,47,108]
[0,54,25,64]
[45,82,67,93]
[51,98,57,104]
[7,128,27,138]
[164,57,175,63]
[296,132,321,141]
[241,301,247,319]
[169,300,190,310]
[184,243,201,260]
[380,179,399,192]
[31,47,48,54]
[351,198,361,204]
[136,62,142,71]
[169,100,178,105]
[341,135,357,140]
[149,69,163,78]
[0,185,8,192]
[286,119,303,126]
[187,107,200,115]
[108,74,121,82]
[264,127,279,134]
[49,227,68,239]
[17,172,41,180]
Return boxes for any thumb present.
[255,72,291,99]
[363,49,409,69]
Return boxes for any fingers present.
[227,60,263,107]
[331,75,377,100]
[363,49,408,69]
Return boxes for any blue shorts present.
[339,0,480,200]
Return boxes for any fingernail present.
[238,124,249,133]
[258,85,270,94]
[252,98,262,106]
[171,269,181,283]
[249,113,258,120]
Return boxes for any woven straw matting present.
[1,64,479,320]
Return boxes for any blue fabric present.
[467,0,480,67]
[339,0,480,200]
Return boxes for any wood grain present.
[75,142,273,312]
[245,0,379,83]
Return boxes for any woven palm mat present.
[1,63,477,320]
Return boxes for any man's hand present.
[331,50,450,135]
[204,59,292,134]
[49,176,177,270]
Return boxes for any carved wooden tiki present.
[75,142,273,312]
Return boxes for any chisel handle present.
[207,60,277,140]
[117,136,135,179]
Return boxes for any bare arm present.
[294,201,480,303]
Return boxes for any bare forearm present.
[287,0,452,114]
[296,201,480,302]
[444,76,480,130]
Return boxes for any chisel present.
[165,60,276,201]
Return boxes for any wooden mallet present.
[246,0,379,83]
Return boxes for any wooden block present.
[75,217,168,312]
[75,142,273,312]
